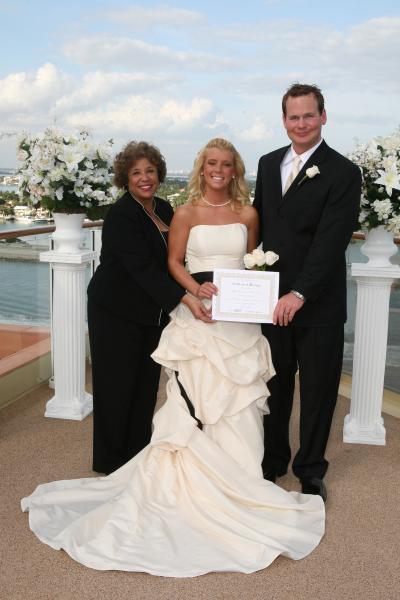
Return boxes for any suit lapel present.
[278,140,329,207]
[269,146,289,207]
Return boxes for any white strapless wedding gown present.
[22,223,325,577]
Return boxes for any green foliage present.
[158,178,189,209]
[0,190,19,204]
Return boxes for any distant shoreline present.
[0,242,45,261]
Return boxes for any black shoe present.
[263,467,279,483]
[300,477,327,502]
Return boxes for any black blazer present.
[87,192,185,325]
[253,141,361,326]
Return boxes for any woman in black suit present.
[87,141,211,475]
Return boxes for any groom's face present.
[283,94,327,154]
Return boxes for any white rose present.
[305,165,320,179]
[264,251,279,266]
[243,253,256,269]
[252,248,266,267]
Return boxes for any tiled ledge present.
[0,324,51,376]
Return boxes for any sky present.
[0,0,399,174]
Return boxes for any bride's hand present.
[195,282,218,300]
[181,294,214,323]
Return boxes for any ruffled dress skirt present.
[22,299,325,577]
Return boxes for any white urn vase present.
[360,225,398,267]
[52,212,86,254]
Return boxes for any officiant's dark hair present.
[282,83,325,116]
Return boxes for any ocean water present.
[0,220,91,324]
[0,259,50,323]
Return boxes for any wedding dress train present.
[22,223,324,577]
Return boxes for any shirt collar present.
[282,138,323,167]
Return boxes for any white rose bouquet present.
[348,128,400,233]
[17,128,119,220]
[243,248,279,270]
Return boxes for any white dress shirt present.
[280,139,323,194]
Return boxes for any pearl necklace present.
[201,197,231,207]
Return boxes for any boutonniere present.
[298,165,320,186]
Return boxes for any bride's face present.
[202,148,235,194]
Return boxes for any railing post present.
[343,263,400,444]
[40,249,96,420]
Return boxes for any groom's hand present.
[273,293,304,326]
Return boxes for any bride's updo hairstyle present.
[188,138,250,209]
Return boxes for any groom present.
[253,83,361,502]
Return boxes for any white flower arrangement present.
[298,165,320,187]
[244,248,279,270]
[17,128,119,219]
[348,128,400,233]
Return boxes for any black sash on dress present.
[173,271,215,430]
[191,271,213,284]
[175,372,203,430]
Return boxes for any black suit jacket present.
[87,192,185,325]
[253,140,361,326]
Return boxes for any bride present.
[22,138,325,578]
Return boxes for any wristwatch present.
[290,290,305,302]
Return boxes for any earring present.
[200,172,204,176]
[232,175,235,179]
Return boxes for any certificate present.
[212,268,279,323]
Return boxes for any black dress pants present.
[261,323,344,480]
[88,298,166,474]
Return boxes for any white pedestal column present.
[40,249,96,420]
[343,263,400,445]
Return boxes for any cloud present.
[105,5,205,29]
[0,63,71,114]
[0,62,216,148]
[64,96,217,135]
[237,117,274,142]
[63,34,236,71]
[217,17,400,94]
[56,71,182,110]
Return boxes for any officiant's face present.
[283,94,327,154]
[127,158,159,204]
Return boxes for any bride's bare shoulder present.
[239,204,259,226]
[173,202,198,225]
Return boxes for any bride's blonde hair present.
[187,138,250,208]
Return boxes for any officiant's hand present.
[182,294,214,323]
[195,282,218,300]
[273,293,304,326]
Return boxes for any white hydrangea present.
[348,128,399,232]
[372,199,392,221]
[17,127,116,214]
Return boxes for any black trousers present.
[88,298,166,474]
[261,323,344,480]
